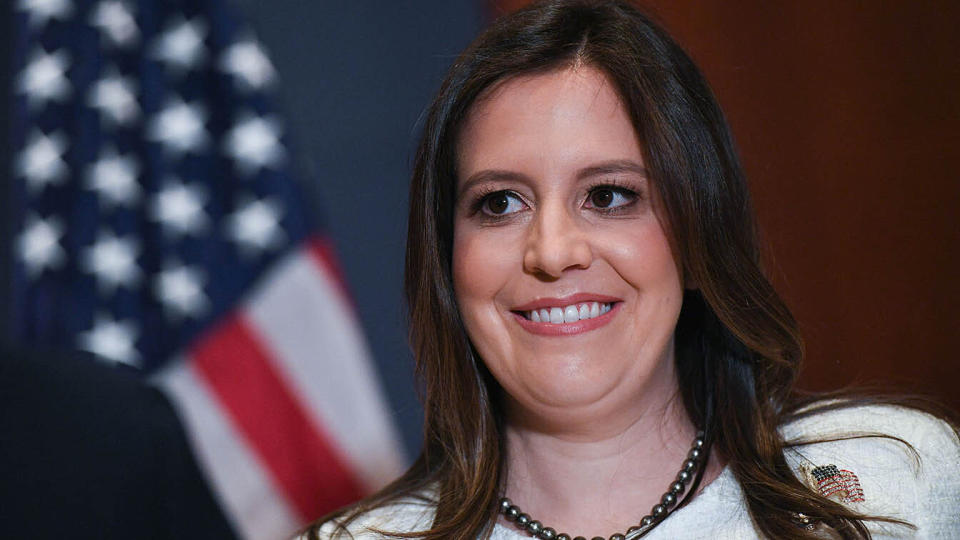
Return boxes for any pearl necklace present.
[498,432,706,540]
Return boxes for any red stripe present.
[190,313,365,520]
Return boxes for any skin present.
[452,66,720,535]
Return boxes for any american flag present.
[810,464,865,504]
[8,0,405,537]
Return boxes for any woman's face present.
[452,66,685,426]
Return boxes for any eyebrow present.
[457,170,531,201]
[576,159,648,180]
[457,159,648,200]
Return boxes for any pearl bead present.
[669,481,684,494]
[682,459,697,472]
[539,527,557,539]
[506,506,520,520]
[610,535,625,540]
[517,513,530,526]
[627,526,639,533]
[661,493,677,507]
[688,448,702,460]
[677,470,691,482]
[652,504,666,517]
[556,534,571,540]
[527,520,542,534]
[591,537,605,540]
[573,536,586,540]
[500,498,512,512]
[641,516,654,526]
[693,438,704,449]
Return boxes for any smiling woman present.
[453,68,688,439]
[304,1,960,539]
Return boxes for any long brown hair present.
[307,1,950,538]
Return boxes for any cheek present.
[602,220,684,314]
[452,226,519,333]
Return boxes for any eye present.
[585,186,636,210]
[480,190,526,216]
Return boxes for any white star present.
[18,214,66,277]
[150,179,208,236]
[17,0,73,29]
[147,98,208,155]
[224,113,285,175]
[151,16,206,72]
[90,0,139,48]
[18,130,69,192]
[82,230,141,292]
[219,37,276,91]
[88,69,139,126]
[226,198,285,255]
[17,48,71,109]
[87,147,141,207]
[79,313,140,367]
[154,262,208,318]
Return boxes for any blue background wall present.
[232,1,486,457]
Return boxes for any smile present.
[510,295,621,336]
[522,302,612,324]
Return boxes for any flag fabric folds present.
[8,0,405,537]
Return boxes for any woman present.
[309,1,960,538]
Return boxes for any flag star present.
[90,0,139,48]
[147,98,208,155]
[150,179,208,236]
[18,214,66,277]
[17,48,71,109]
[87,147,141,207]
[79,313,140,367]
[225,113,285,175]
[88,69,139,126]
[227,198,285,255]
[154,262,208,318]
[17,0,73,29]
[151,16,207,72]
[18,130,69,192]
[82,230,141,292]
[219,37,276,90]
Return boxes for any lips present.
[522,302,612,324]
[511,293,621,336]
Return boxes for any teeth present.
[524,302,613,324]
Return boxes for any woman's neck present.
[501,389,719,537]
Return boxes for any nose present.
[523,203,592,278]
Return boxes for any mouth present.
[510,295,621,336]
[517,301,613,324]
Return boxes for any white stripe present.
[244,247,406,491]
[155,360,301,540]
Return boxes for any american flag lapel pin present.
[810,464,865,503]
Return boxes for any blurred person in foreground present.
[0,345,236,539]
[306,1,960,538]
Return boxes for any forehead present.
[456,66,644,182]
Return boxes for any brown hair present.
[306,1,954,538]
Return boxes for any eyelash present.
[469,180,642,219]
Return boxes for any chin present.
[504,353,632,409]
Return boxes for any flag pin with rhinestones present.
[809,464,865,503]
